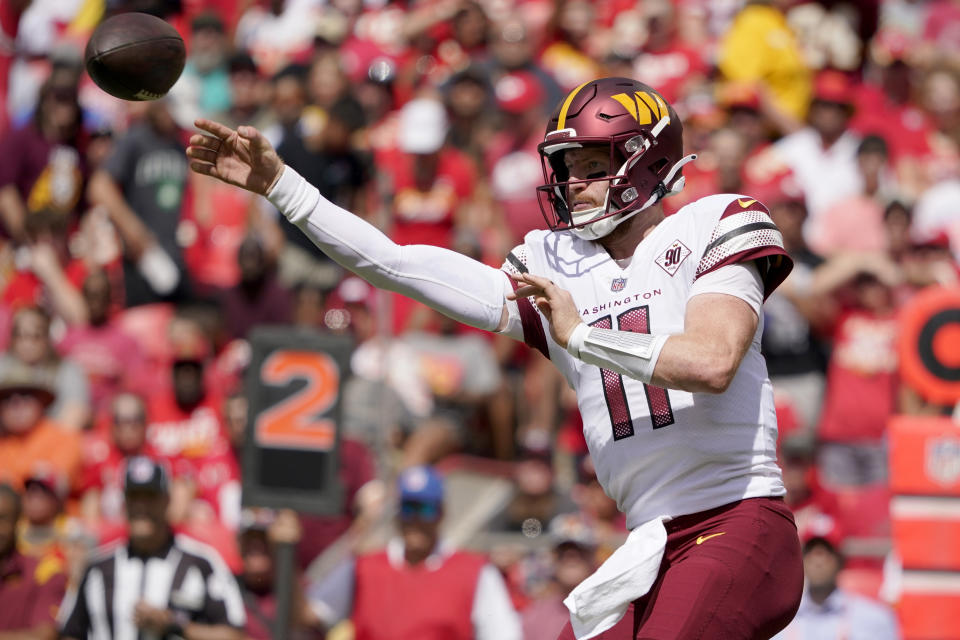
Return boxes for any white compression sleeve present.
[566,323,669,384]
[267,165,510,331]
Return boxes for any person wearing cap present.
[307,465,521,640]
[0,306,91,430]
[0,363,82,492]
[522,513,600,640]
[378,96,475,250]
[773,515,899,639]
[0,482,68,638]
[772,70,863,230]
[179,12,231,117]
[18,465,71,560]
[375,96,477,330]
[0,72,86,245]
[60,456,246,640]
[487,71,552,241]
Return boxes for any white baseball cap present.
[398,98,449,154]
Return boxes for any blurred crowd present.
[1,0,959,637]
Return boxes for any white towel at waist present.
[563,516,670,639]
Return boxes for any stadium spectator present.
[237,509,318,640]
[717,0,811,126]
[87,100,191,307]
[522,514,599,640]
[487,17,563,108]
[811,253,902,487]
[216,52,272,132]
[779,435,841,537]
[539,0,603,91]
[176,12,232,119]
[1,206,88,326]
[0,482,67,638]
[269,64,345,290]
[0,364,82,491]
[809,135,896,256]
[773,514,900,640]
[60,456,247,640]
[218,234,292,340]
[234,0,319,77]
[0,74,86,244]
[306,465,522,639]
[445,65,496,165]
[79,391,155,526]
[58,270,148,419]
[18,465,70,559]
[757,175,829,433]
[773,70,862,230]
[486,71,550,242]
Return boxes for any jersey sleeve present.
[500,243,550,359]
[692,195,793,300]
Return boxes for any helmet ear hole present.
[648,157,668,176]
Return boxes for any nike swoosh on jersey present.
[738,198,757,208]
[696,532,726,545]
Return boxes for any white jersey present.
[502,194,794,528]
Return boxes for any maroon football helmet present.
[537,77,695,240]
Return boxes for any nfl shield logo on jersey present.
[611,277,627,292]
[656,240,691,276]
[926,437,960,487]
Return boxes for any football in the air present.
[84,12,185,101]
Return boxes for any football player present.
[187,77,803,639]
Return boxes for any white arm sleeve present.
[267,166,511,331]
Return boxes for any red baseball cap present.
[25,465,69,501]
[800,512,844,553]
[813,70,854,106]
[495,72,544,114]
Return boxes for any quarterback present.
[187,77,803,639]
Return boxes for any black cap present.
[124,457,169,494]
[228,51,258,76]
[191,12,225,33]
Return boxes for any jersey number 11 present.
[589,305,675,440]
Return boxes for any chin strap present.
[573,154,698,241]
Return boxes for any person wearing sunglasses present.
[306,465,521,640]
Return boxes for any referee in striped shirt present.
[59,456,246,640]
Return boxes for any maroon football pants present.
[557,497,803,640]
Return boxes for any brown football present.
[84,12,185,101]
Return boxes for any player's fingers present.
[186,147,218,164]
[238,125,270,151]
[188,133,221,150]
[189,160,219,178]
[512,284,544,298]
[194,118,235,140]
[517,272,553,288]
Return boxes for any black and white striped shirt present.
[59,534,246,640]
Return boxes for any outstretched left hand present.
[507,272,583,349]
